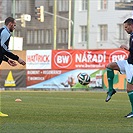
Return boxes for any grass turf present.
[0,91,133,133]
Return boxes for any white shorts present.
[116,60,133,83]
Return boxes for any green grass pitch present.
[0,91,133,133]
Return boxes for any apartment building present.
[73,0,133,49]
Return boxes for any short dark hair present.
[5,17,15,25]
[124,18,133,25]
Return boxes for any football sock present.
[107,68,114,92]
[128,90,133,112]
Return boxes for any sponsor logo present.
[26,50,51,69]
[109,50,128,63]
[54,51,72,68]
[4,71,16,87]
[27,54,50,63]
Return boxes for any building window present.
[80,26,87,42]
[99,25,108,41]
[58,0,68,12]
[46,29,52,44]
[34,30,38,44]
[15,0,21,13]
[34,30,44,44]
[115,0,133,10]
[118,24,127,40]
[98,0,108,10]
[27,30,33,44]
[38,30,44,44]
[58,29,68,43]
[27,30,44,44]
[48,0,53,6]
[14,30,21,37]
[81,0,88,11]
[116,0,131,2]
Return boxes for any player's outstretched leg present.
[125,112,133,118]
[105,68,116,102]
[125,90,133,118]
[105,89,116,102]
[0,112,8,117]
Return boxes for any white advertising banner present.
[26,50,52,69]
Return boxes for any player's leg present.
[0,93,8,117]
[124,62,133,118]
[125,83,133,118]
[0,90,8,116]
[105,62,120,102]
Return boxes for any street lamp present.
[53,0,73,49]
[87,0,90,49]
[54,0,57,50]
[44,10,73,50]
[12,0,16,50]
[68,0,72,49]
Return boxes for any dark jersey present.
[127,33,133,64]
[0,26,19,64]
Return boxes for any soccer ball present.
[77,73,90,85]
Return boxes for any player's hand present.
[18,58,26,65]
[120,45,129,51]
[8,59,17,66]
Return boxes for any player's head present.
[5,17,16,32]
[124,18,133,34]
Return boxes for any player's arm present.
[3,55,17,66]
[2,48,26,65]
[127,36,133,53]
[121,36,133,52]
[120,45,129,51]
[3,55,9,62]
[2,47,19,61]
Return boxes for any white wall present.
[73,0,133,49]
